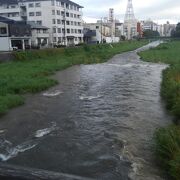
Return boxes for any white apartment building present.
[141,20,158,32]
[84,21,120,44]
[0,0,84,46]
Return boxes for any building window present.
[57,19,61,24]
[52,10,55,15]
[66,13,69,17]
[66,21,70,25]
[37,29,41,33]
[37,21,42,25]
[29,12,34,16]
[11,5,16,8]
[43,29,47,33]
[58,37,61,43]
[53,37,56,42]
[12,12,18,17]
[71,29,74,33]
[0,27,7,34]
[67,29,70,33]
[35,3,41,7]
[53,27,56,33]
[52,19,56,24]
[61,11,65,17]
[74,14,76,18]
[58,28,61,33]
[71,21,73,25]
[36,12,41,16]
[57,10,60,15]
[96,26,99,29]
[61,2,64,7]
[51,0,55,6]
[29,3,34,8]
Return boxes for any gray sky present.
[75,0,180,24]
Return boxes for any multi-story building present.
[27,21,49,48]
[0,0,84,46]
[141,20,158,32]
[115,22,123,38]
[83,21,120,44]
[0,16,31,51]
[83,22,111,44]
[163,21,176,37]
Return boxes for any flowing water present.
[0,42,171,179]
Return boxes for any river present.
[0,42,171,180]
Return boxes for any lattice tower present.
[124,0,136,22]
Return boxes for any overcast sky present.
[75,0,180,24]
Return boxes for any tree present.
[171,23,180,37]
[143,30,160,38]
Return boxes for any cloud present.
[74,0,180,24]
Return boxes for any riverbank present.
[0,41,148,115]
[139,41,180,180]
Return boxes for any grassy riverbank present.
[0,41,147,115]
[139,41,180,180]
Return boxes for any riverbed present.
[0,42,171,180]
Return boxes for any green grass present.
[154,126,180,180]
[139,41,180,179]
[0,41,147,115]
[139,41,180,118]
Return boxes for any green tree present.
[143,30,160,38]
[171,23,180,37]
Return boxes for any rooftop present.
[0,0,83,8]
[0,16,15,24]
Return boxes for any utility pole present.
[63,8,66,46]
[109,8,114,43]
[101,17,103,43]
